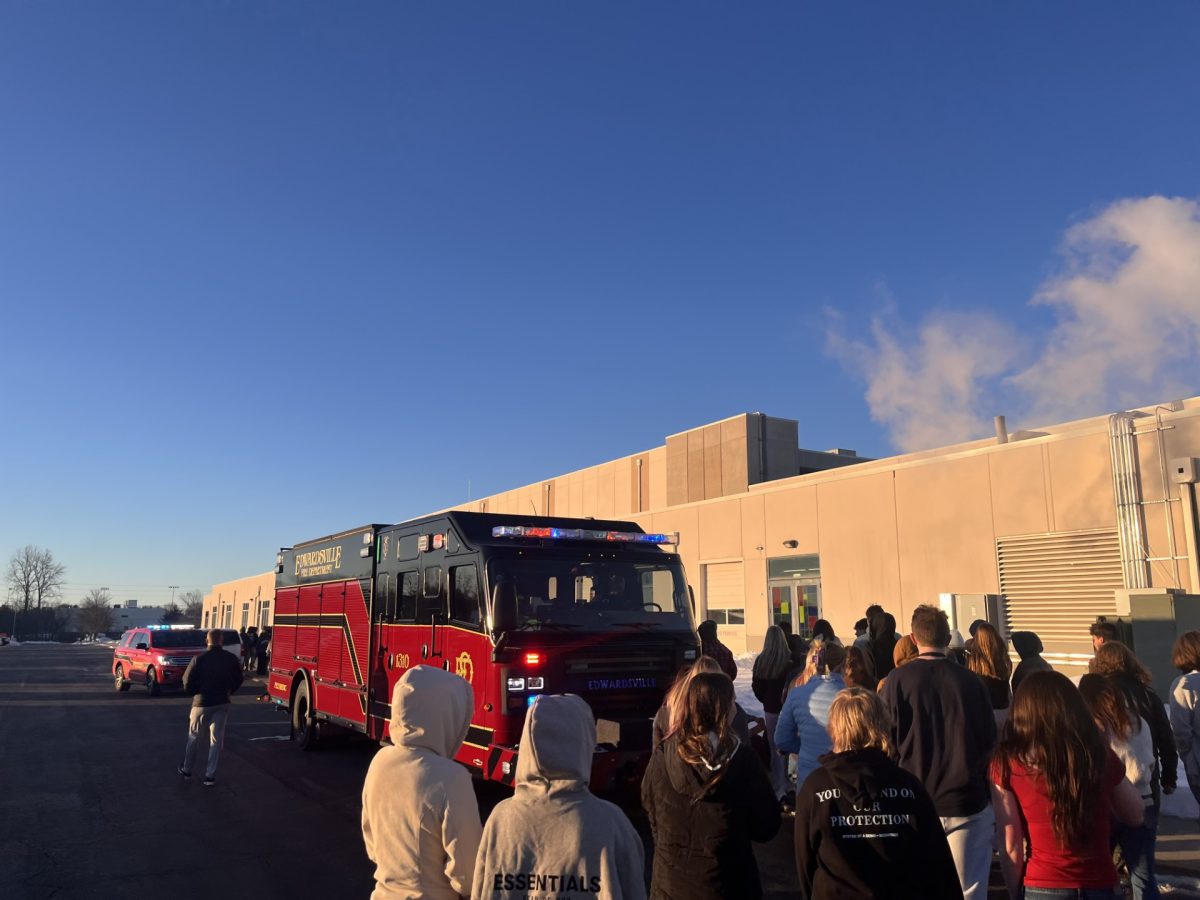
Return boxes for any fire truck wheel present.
[146,666,160,696]
[114,665,130,692]
[292,680,318,751]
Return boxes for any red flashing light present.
[524,652,541,667]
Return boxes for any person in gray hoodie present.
[473,694,646,900]
[362,666,483,900]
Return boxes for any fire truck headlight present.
[507,677,525,692]
[525,677,544,691]
[157,654,170,665]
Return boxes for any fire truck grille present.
[164,656,196,667]
[565,656,672,674]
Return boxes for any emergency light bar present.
[492,525,678,545]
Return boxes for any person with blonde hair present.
[752,625,793,802]
[794,688,962,899]
[1171,631,1200,828]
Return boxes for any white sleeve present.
[360,767,377,862]
[1171,676,1198,768]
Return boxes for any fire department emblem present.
[454,651,474,683]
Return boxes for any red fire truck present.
[267,511,700,786]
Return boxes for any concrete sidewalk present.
[1159,814,1200,895]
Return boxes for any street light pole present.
[169,585,180,606]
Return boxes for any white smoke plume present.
[831,196,1200,452]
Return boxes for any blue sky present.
[2,2,1199,603]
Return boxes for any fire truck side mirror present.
[492,582,518,636]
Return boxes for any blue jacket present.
[774,674,845,784]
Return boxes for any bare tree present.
[161,602,184,624]
[5,546,66,612]
[179,590,205,623]
[78,589,115,638]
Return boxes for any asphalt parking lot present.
[2,642,1195,899]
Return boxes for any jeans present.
[940,805,995,900]
[762,712,789,799]
[1114,803,1159,900]
[182,703,230,779]
[1023,888,1121,900]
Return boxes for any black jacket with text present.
[794,748,963,900]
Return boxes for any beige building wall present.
[202,571,275,632]
[447,397,1200,661]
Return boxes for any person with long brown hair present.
[842,645,874,692]
[652,656,750,748]
[1089,641,1178,805]
[794,688,962,900]
[752,625,794,803]
[1170,631,1200,828]
[965,622,1011,727]
[641,672,781,899]
[989,670,1143,900]
[1079,674,1158,900]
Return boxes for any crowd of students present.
[358,609,1200,900]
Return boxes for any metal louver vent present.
[997,530,1123,645]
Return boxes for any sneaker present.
[202,777,215,787]
[177,765,191,779]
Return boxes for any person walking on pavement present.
[179,628,244,786]
[697,619,738,681]
[363,666,482,900]
[256,626,272,677]
[881,605,996,900]
[243,625,258,672]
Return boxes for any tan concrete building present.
[204,398,1200,688]
[446,400,1200,680]
[201,571,275,633]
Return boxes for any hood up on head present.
[389,665,474,759]
[514,694,595,796]
[869,612,897,642]
[893,634,919,667]
[1010,631,1044,660]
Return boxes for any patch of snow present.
[734,652,763,719]
[1159,873,1200,895]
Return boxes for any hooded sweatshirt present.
[641,733,780,899]
[362,666,482,900]
[868,614,899,683]
[473,694,645,900]
[794,748,963,900]
[1010,631,1052,695]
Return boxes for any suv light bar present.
[491,525,678,545]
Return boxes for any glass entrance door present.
[766,555,822,639]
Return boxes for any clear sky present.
[2,2,1199,604]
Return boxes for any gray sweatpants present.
[182,704,230,780]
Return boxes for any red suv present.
[113,627,208,695]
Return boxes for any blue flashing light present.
[492,525,678,545]
[526,694,541,708]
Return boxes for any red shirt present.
[990,749,1123,889]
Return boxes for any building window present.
[241,603,250,629]
[259,600,271,627]
[203,611,209,628]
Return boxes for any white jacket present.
[1171,670,1200,781]
[1109,715,1155,805]
[362,666,483,900]
[473,694,646,900]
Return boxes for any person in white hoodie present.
[473,694,646,900]
[362,666,483,900]
[1170,631,1200,824]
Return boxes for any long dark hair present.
[966,622,1012,682]
[842,646,875,691]
[993,670,1108,851]
[676,673,739,796]
[1078,673,1136,742]
[1089,641,1152,686]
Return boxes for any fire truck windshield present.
[487,556,693,632]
